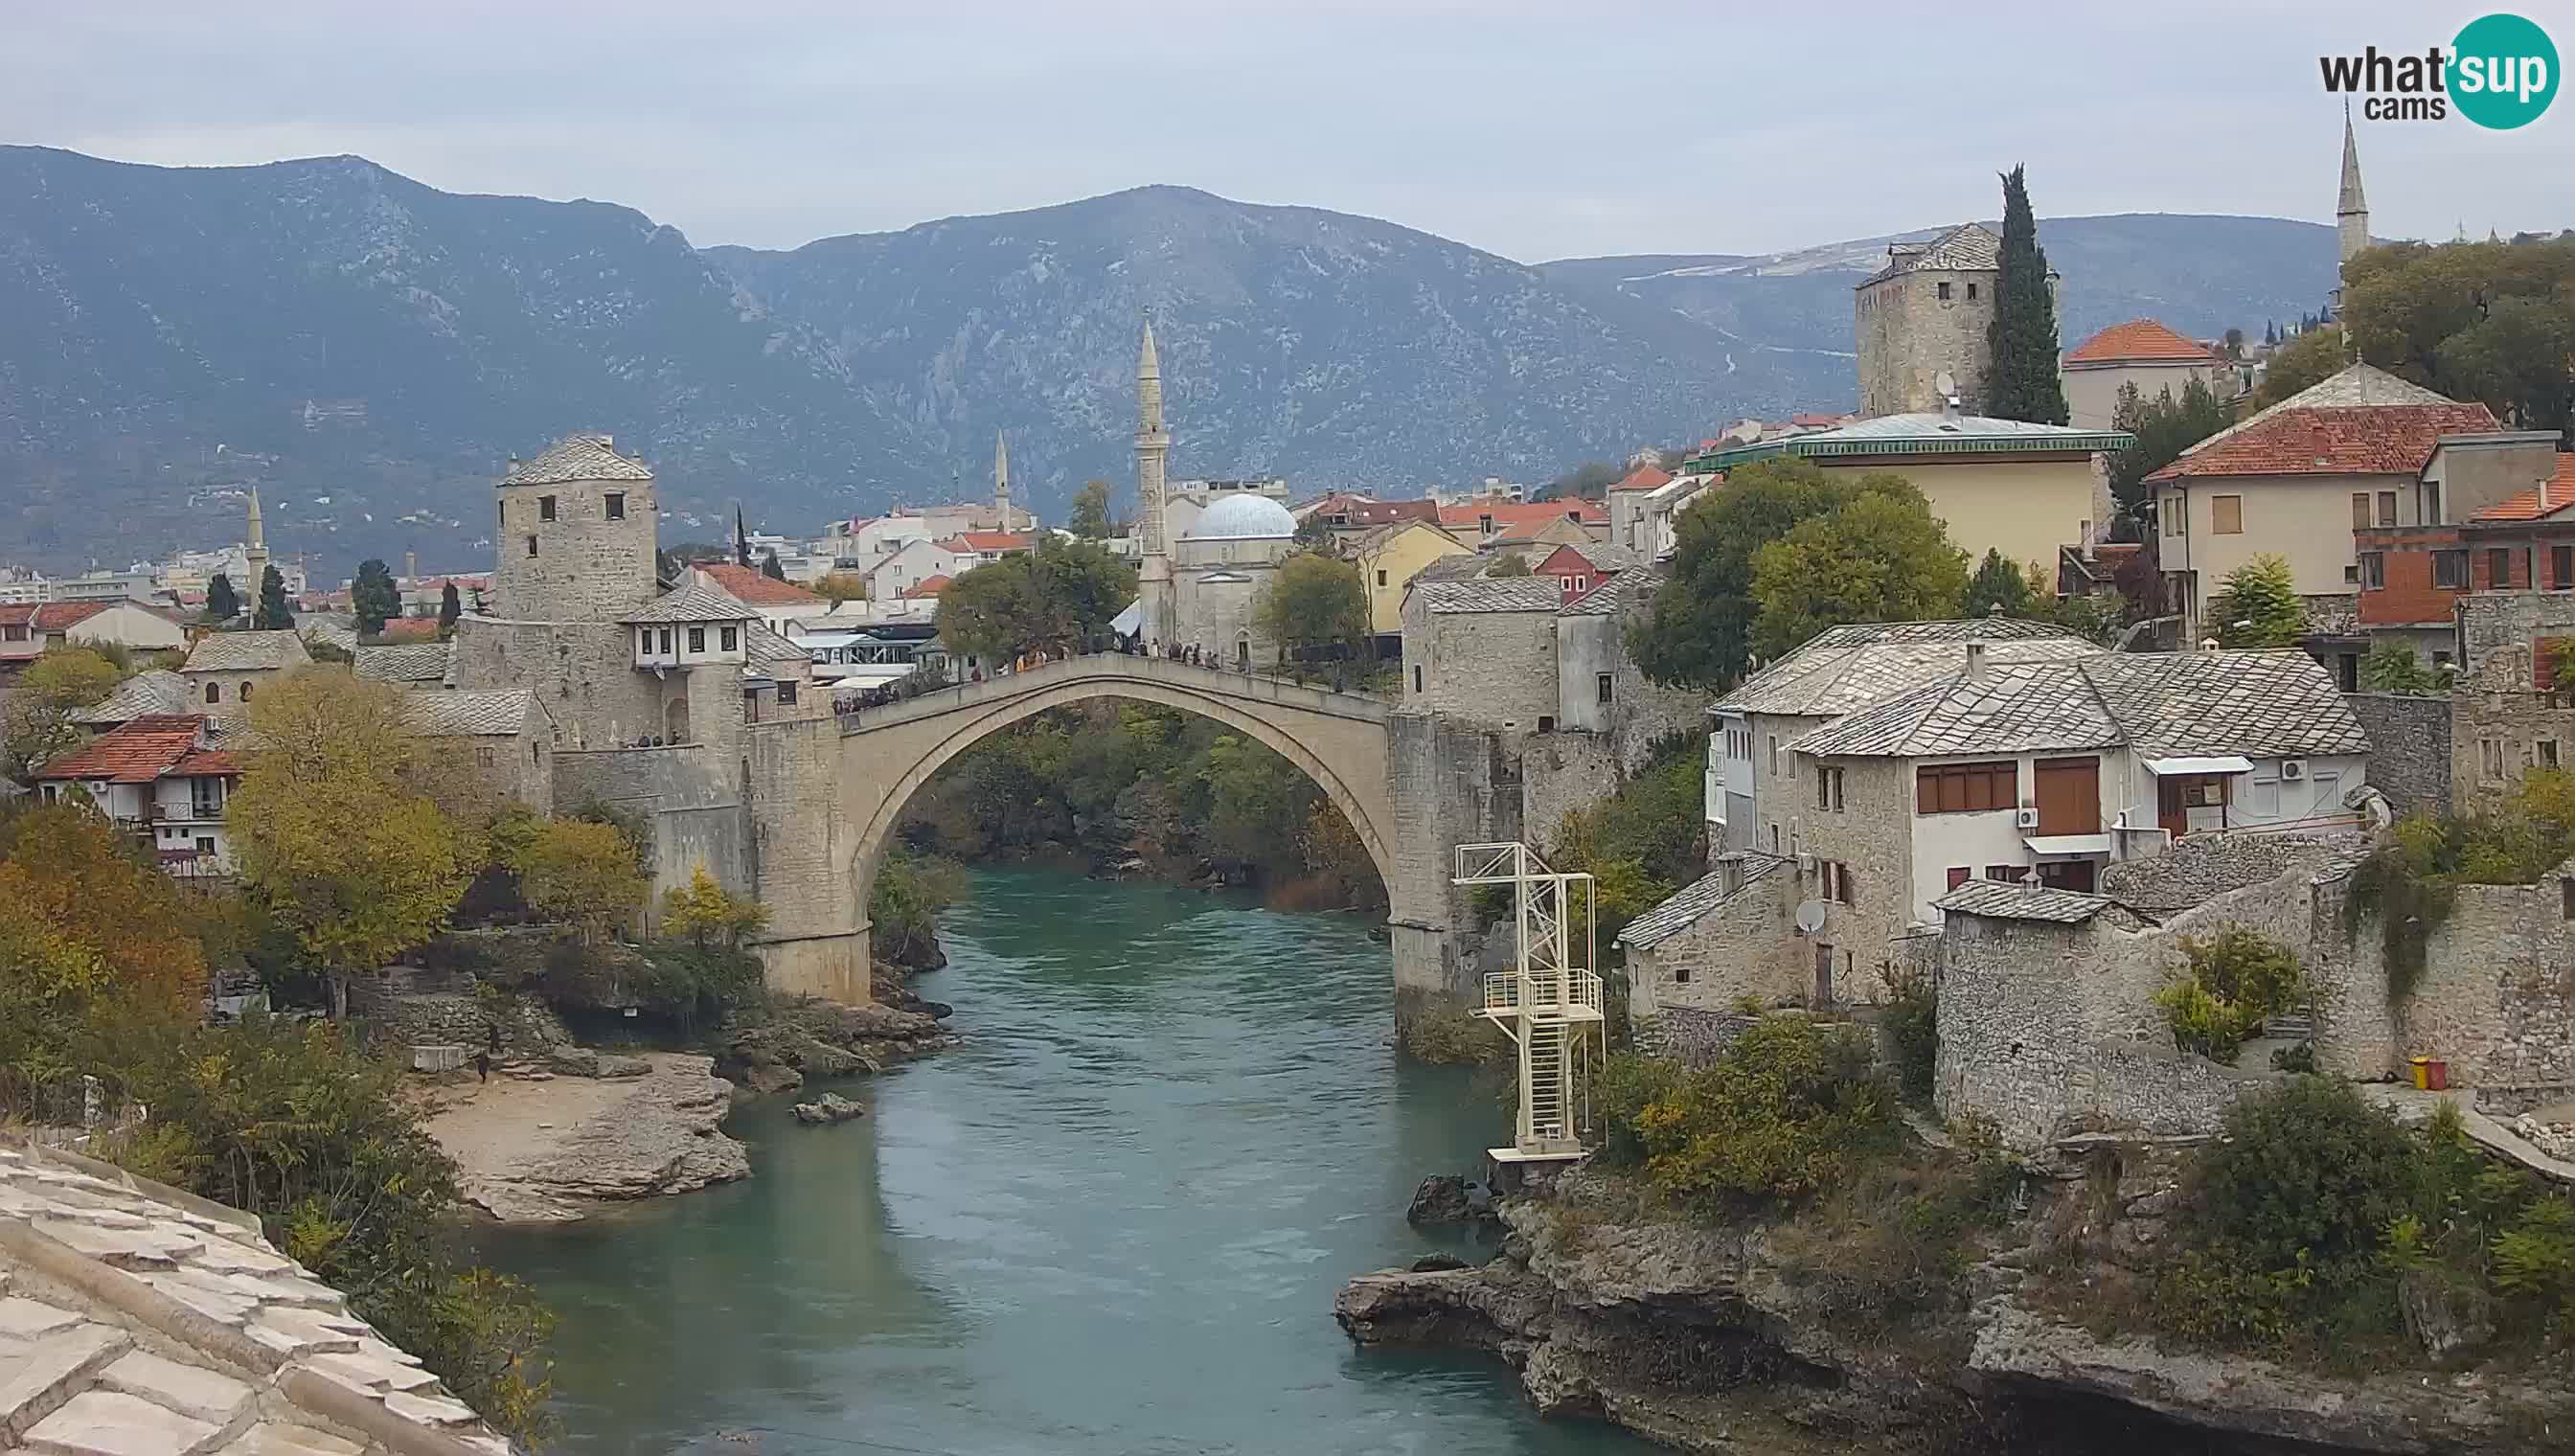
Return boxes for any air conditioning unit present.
[2281,759,2308,782]
[2015,807,2040,829]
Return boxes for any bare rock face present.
[463,1056,750,1223]
[791,1093,864,1125]
[714,993,954,1099]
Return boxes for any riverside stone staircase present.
[0,1140,505,1456]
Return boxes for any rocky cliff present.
[1336,1152,2574,1455]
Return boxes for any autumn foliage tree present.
[0,804,208,1096]
[226,671,473,1016]
[511,818,647,943]
[1252,552,1370,662]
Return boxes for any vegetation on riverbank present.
[900,699,1385,910]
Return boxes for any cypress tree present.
[439,581,462,634]
[1984,165,2069,424]
[253,565,294,631]
[761,550,787,582]
[352,558,400,636]
[204,572,239,623]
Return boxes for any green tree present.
[1068,479,1117,539]
[1962,547,2033,619]
[2341,236,2575,435]
[1985,165,2069,424]
[2205,554,2306,648]
[1293,512,1337,550]
[203,572,240,623]
[1253,553,1369,662]
[2108,375,2236,524]
[869,850,968,967]
[438,580,462,636]
[760,549,787,582]
[1483,554,1534,578]
[352,558,400,636]
[253,564,294,631]
[813,571,869,603]
[1629,458,1858,689]
[1544,460,1625,501]
[511,819,647,944]
[934,536,1137,661]
[2359,642,2441,694]
[2254,324,2348,406]
[1747,478,1970,658]
[225,671,472,1016]
[2222,326,2245,360]
[4,647,126,782]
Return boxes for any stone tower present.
[2335,106,2370,312]
[993,430,1011,529]
[490,433,658,622]
[1134,313,1174,645]
[242,487,268,602]
[1852,222,2003,418]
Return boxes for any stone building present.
[178,629,309,711]
[1853,222,2040,419]
[1172,492,1299,668]
[1401,577,1564,728]
[400,689,556,816]
[1349,519,1470,648]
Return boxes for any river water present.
[479,866,1651,1456]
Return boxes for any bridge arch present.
[832,657,1406,977]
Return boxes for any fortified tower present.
[1853,222,2004,418]
[490,433,658,622]
[1135,313,1175,646]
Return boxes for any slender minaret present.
[1135,311,1174,645]
[993,430,1012,531]
[242,487,269,610]
[2334,104,2369,312]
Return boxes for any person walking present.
[473,1051,490,1084]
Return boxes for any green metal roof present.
[1686,414,2134,473]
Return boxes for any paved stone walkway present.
[0,1139,507,1455]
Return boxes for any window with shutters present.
[1946,866,1970,891]
[2377,490,2397,527]
[1916,761,2017,814]
[2211,495,2243,534]
[1985,863,2021,883]
[2490,548,2514,588]
[2351,493,2372,530]
[2555,545,2573,590]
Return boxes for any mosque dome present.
[1182,493,1297,541]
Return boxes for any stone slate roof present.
[742,621,809,668]
[0,1138,507,1455]
[1561,564,1667,617]
[500,433,652,486]
[402,690,536,738]
[353,642,454,684]
[181,630,310,674]
[1616,853,1791,949]
[1414,578,1567,614]
[1789,648,2370,762]
[1717,619,2090,718]
[624,584,760,625]
[71,670,190,725]
[1857,223,2001,287]
[1932,880,2117,923]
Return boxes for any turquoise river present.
[478,867,1652,1456]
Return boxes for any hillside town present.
[7,89,2575,1456]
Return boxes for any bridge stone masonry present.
[737,652,1504,1043]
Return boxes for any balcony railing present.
[1481,969,1606,1021]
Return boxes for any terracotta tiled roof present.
[696,561,824,605]
[1790,413,1853,428]
[2468,454,2575,522]
[2145,403,2498,482]
[948,532,1032,554]
[1608,465,1675,493]
[0,601,114,632]
[170,747,243,777]
[34,714,207,783]
[900,575,953,600]
[1343,499,1441,526]
[1435,501,1607,533]
[374,616,444,642]
[2066,319,2220,366]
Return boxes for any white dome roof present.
[1182,493,1296,540]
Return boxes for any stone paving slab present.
[0,1296,86,1342]
[22,1387,219,1456]
[216,1423,366,1456]
[98,1348,253,1423]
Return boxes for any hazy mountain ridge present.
[0,148,2337,571]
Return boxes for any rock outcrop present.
[714,992,953,1100]
[462,1055,750,1223]
[1335,1164,2575,1456]
[791,1093,864,1125]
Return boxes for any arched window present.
[205,682,220,705]
[239,681,254,701]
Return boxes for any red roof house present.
[2065,319,2222,366]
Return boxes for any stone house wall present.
[451,616,662,750]
[2344,692,2451,818]
[1401,593,1560,728]
[492,476,658,623]
[2459,590,2575,683]
[2450,675,2575,811]
[1856,267,1996,417]
[1789,754,1920,1005]
[552,742,745,920]
[1521,732,1623,853]
[348,974,571,1058]
[1627,866,1801,1018]
[2312,870,2575,1093]
[1386,712,1522,1022]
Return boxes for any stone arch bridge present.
[742,655,1470,1033]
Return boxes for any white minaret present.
[1135,312,1174,646]
[242,487,269,608]
[993,430,1012,530]
[2334,104,2369,312]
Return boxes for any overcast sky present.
[7,3,2568,262]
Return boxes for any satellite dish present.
[1934,369,1958,399]
[1794,901,1827,936]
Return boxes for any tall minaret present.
[242,487,269,607]
[1134,311,1174,645]
[993,430,1012,530]
[2334,104,2369,312]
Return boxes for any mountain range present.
[0,146,2342,574]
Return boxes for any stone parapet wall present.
[451,615,662,750]
[1521,732,1622,852]
[349,981,571,1058]
[2343,693,2451,818]
[2318,871,2575,1087]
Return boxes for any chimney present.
[1966,641,1988,680]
